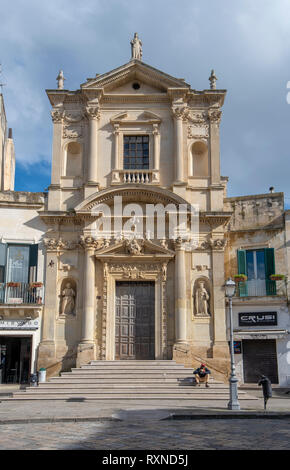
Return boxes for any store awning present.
[234,329,289,340]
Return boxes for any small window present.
[123,135,149,170]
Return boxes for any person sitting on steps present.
[193,363,211,388]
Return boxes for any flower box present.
[30,282,43,288]
[269,274,285,281]
[233,274,247,282]
[6,282,20,288]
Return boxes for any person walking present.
[193,363,211,388]
[258,375,272,410]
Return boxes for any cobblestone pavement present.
[0,418,289,450]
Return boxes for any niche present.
[64,142,82,177]
[190,141,209,177]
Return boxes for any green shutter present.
[0,243,6,283]
[29,244,38,283]
[264,248,276,295]
[237,249,248,296]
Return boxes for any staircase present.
[8,361,256,403]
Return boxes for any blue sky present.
[1,0,290,206]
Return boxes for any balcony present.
[0,283,44,305]
[236,279,286,297]
[111,169,160,185]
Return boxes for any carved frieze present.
[44,238,80,251]
[51,109,64,123]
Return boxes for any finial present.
[209,69,217,90]
[56,70,65,90]
[130,33,142,61]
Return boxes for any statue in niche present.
[60,282,76,315]
[195,280,210,316]
[130,33,142,60]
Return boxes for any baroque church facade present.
[39,36,231,376]
[1,36,289,386]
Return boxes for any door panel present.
[115,281,155,360]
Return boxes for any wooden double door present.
[115,281,155,360]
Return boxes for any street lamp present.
[225,278,240,410]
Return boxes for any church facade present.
[1,36,289,386]
[38,37,232,378]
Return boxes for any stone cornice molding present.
[199,212,232,229]
[74,185,191,214]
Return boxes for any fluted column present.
[175,238,187,343]
[86,106,100,184]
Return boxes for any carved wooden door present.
[115,281,155,360]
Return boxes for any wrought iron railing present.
[0,283,44,305]
[236,279,285,297]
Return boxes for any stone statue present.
[209,69,217,90]
[60,282,75,315]
[130,33,142,60]
[195,280,210,316]
[56,70,65,90]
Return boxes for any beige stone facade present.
[37,46,233,378]
[1,39,289,386]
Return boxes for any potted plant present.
[269,274,285,281]
[233,274,247,282]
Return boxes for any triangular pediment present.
[81,60,191,94]
[95,238,175,259]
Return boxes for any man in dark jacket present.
[193,363,211,388]
[258,375,272,410]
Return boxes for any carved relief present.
[63,124,83,139]
[79,236,104,250]
[197,237,227,251]
[125,238,144,255]
[44,238,80,251]
[86,106,101,120]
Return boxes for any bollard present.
[30,373,38,387]
[38,368,46,383]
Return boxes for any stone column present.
[86,106,100,185]
[113,124,120,170]
[77,236,96,366]
[37,242,59,374]
[172,107,185,183]
[48,109,64,211]
[153,124,160,170]
[208,108,222,187]
[211,240,230,370]
[175,238,187,343]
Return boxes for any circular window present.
[132,82,141,90]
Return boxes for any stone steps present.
[7,360,258,402]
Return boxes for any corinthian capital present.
[80,235,104,250]
[86,105,101,120]
[172,106,188,121]
[51,109,64,123]
[208,108,222,125]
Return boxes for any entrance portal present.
[115,281,155,360]
[0,336,32,384]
